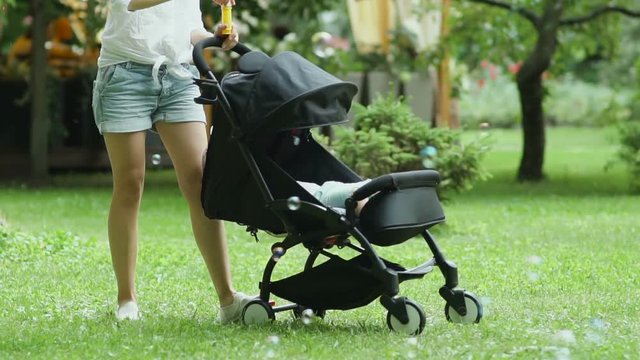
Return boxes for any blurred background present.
[0,0,638,189]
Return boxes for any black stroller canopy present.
[221,51,358,137]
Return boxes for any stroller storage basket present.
[269,254,404,311]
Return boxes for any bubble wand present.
[221,3,233,35]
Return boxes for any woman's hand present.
[214,24,239,51]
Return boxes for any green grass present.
[1,127,639,359]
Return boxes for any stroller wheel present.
[386,299,426,336]
[445,292,483,324]
[242,299,275,325]
[292,305,326,320]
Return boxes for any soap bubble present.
[421,146,438,158]
[420,145,437,169]
[552,329,576,345]
[266,335,280,345]
[479,122,491,130]
[311,32,335,58]
[589,318,609,329]
[301,308,314,325]
[271,247,284,262]
[287,196,301,211]
[526,255,543,265]
[151,154,162,166]
[422,158,435,169]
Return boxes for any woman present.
[93,0,252,323]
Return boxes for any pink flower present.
[508,62,521,74]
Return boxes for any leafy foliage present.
[331,93,491,195]
[452,0,639,76]
[615,59,640,193]
[617,121,640,193]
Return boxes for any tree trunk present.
[516,75,545,181]
[29,0,50,184]
[515,0,563,181]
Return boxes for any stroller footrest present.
[398,258,436,281]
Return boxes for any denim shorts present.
[92,62,205,134]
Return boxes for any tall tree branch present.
[467,0,539,27]
[560,5,640,26]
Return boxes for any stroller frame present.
[193,37,482,334]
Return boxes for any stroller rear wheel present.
[386,299,426,336]
[292,305,326,320]
[242,299,275,325]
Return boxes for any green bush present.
[614,59,640,194]
[617,121,640,193]
[331,93,491,195]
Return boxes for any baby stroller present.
[193,37,483,335]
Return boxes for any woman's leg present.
[103,131,147,307]
[155,121,235,306]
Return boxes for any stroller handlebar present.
[193,36,251,77]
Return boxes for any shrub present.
[614,59,640,194]
[331,93,491,195]
[617,121,640,194]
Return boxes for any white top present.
[98,0,207,83]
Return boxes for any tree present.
[457,0,640,181]
[29,0,50,184]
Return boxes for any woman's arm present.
[191,29,214,46]
[127,0,171,11]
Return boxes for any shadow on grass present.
[0,169,182,189]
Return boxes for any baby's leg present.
[315,180,371,209]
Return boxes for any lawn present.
[1,127,638,359]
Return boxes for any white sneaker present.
[216,292,256,324]
[116,301,140,321]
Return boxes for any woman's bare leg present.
[103,131,147,306]
[156,121,235,306]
